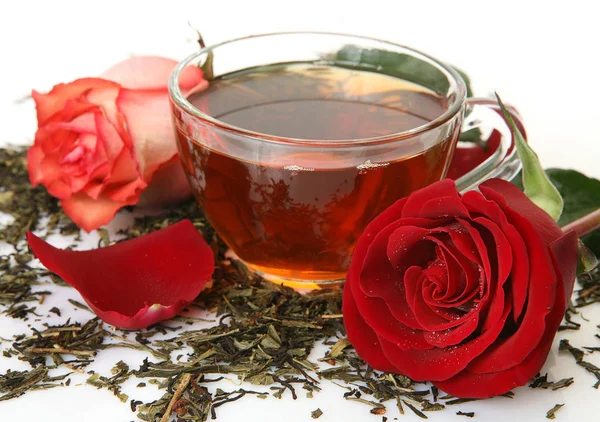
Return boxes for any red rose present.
[28,56,207,231]
[343,178,578,398]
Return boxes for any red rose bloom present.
[343,178,578,398]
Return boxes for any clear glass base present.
[226,250,345,291]
[249,266,345,291]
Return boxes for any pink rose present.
[28,56,207,231]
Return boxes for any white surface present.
[1,1,600,421]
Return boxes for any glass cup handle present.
[455,97,526,193]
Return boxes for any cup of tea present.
[169,32,522,288]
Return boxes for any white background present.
[1,0,600,421]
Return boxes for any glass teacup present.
[169,32,521,288]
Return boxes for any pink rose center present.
[59,134,98,179]
[61,144,85,164]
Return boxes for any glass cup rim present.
[169,31,467,148]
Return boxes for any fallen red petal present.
[26,220,214,329]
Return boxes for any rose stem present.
[562,209,600,237]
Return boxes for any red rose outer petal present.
[360,222,430,330]
[401,179,461,218]
[26,220,214,329]
[342,277,397,373]
[480,179,563,245]
[550,231,579,307]
[355,263,432,350]
[345,198,433,351]
[379,299,511,382]
[468,207,558,373]
[464,180,567,374]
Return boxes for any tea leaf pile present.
[1,147,600,421]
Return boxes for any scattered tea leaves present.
[0,367,69,401]
[2,146,600,421]
[529,373,574,391]
[559,339,600,388]
[575,265,600,307]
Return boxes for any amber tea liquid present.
[176,63,458,286]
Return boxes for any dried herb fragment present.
[311,408,323,419]
[575,265,600,307]
[0,367,69,401]
[546,403,564,419]
[456,411,475,417]
[402,400,428,419]
[529,373,574,390]
[559,339,600,387]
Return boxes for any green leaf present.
[329,45,474,97]
[546,169,600,227]
[496,94,563,221]
[546,168,600,257]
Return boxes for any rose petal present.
[423,316,479,348]
[378,299,510,381]
[424,230,481,307]
[480,179,563,244]
[418,197,470,220]
[116,89,178,180]
[60,192,137,232]
[550,231,578,307]
[99,147,147,203]
[346,198,433,350]
[93,109,126,162]
[401,179,463,218]
[403,248,479,335]
[26,220,214,329]
[467,207,558,373]
[362,218,443,297]
[462,192,530,321]
[386,225,435,271]
[40,154,71,199]
[137,155,193,207]
[355,265,432,349]
[471,217,512,331]
[101,56,205,91]
[446,130,501,180]
[342,278,397,372]
[33,78,121,126]
[360,223,427,330]
[434,326,553,398]
[453,218,493,290]
[85,84,128,141]
[27,146,45,185]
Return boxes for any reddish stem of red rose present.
[562,208,600,237]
